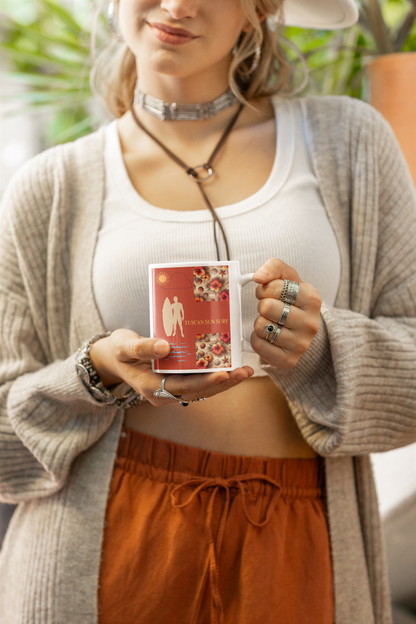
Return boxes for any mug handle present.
[240,273,256,354]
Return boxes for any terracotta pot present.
[367,52,416,187]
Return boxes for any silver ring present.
[265,322,278,341]
[153,375,177,401]
[153,377,206,406]
[265,322,282,344]
[278,302,291,327]
[280,280,300,305]
[268,325,282,344]
[188,165,215,183]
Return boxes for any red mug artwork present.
[149,261,255,373]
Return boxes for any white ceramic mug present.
[149,261,255,373]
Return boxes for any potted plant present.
[284,0,416,183]
[356,0,416,184]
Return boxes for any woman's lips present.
[148,22,198,45]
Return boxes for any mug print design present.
[151,265,231,371]
[193,266,229,302]
[193,266,231,368]
[156,271,192,366]
[195,332,232,369]
[162,295,185,338]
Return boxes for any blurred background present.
[1,1,416,621]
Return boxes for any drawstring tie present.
[170,474,281,624]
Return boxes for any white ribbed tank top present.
[93,97,341,376]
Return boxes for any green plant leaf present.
[3,72,90,89]
[41,0,83,36]
[53,114,97,142]
[1,90,90,102]
[0,43,86,72]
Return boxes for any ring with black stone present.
[265,322,278,342]
[265,322,282,344]
[268,325,282,344]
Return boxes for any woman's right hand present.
[89,329,253,406]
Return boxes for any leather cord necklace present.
[129,102,245,261]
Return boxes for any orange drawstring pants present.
[98,428,334,624]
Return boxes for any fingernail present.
[154,341,168,356]
[253,268,269,281]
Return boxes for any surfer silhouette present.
[171,296,185,338]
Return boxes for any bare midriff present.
[123,376,317,459]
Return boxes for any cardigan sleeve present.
[0,152,117,504]
[262,100,416,456]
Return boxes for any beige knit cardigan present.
[1,96,416,624]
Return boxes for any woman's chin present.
[137,55,209,82]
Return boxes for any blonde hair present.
[91,0,292,118]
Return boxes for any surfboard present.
[162,297,173,337]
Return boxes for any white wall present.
[0,60,42,198]
[372,443,416,517]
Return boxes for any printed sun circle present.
[156,272,169,286]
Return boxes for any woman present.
[1,0,416,622]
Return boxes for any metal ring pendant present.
[188,164,215,183]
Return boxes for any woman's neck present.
[136,60,231,106]
[128,74,242,144]
[121,63,272,147]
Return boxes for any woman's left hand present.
[251,258,322,369]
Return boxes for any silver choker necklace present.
[133,83,238,121]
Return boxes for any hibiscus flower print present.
[194,295,205,303]
[195,332,231,369]
[208,278,223,293]
[211,342,225,355]
[192,265,230,303]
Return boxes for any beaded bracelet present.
[75,332,147,409]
